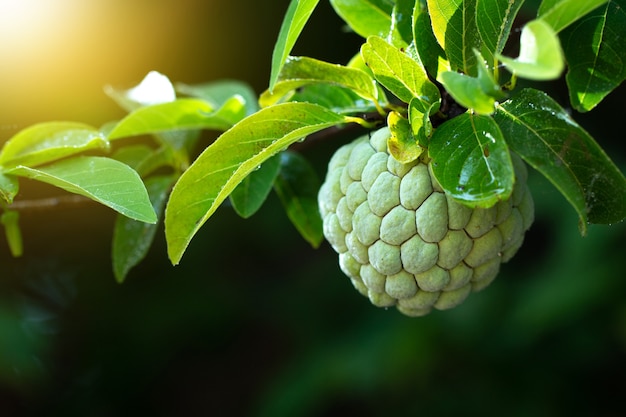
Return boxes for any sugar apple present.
[318,127,534,317]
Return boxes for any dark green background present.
[1,1,625,416]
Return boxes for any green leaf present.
[165,102,349,264]
[1,210,23,257]
[105,71,176,112]
[427,0,482,74]
[494,88,626,232]
[475,0,525,67]
[439,71,496,114]
[112,175,176,283]
[497,19,565,80]
[361,36,440,106]
[413,0,448,78]
[270,0,321,92]
[107,97,246,140]
[0,173,19,204]
[562,0,626,112]
[273,151,324,248]
[260,56,379,107]
[287,83,382,115]
[330,0,394,39]
[538,0,609,33]
[389,0,417,47]
[0,122,109,168]
[429,112,514,207]
[176,79,259,115]
[230,154,281,218]
[7,156,157,223]
[387,111,425,163]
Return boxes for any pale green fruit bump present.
[318,127,534,317]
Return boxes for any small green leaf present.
[0,173,19,204]
[165,102,349,264]
[476,0,525,67]
[1,210,23,257]
[105,71,176,112]
[260,56,379,107]
[563,0,626,112]
[107,97,245,140]
[387,111,425,163]
[176,79,259,115]
[273,151,324,248]
[427,0,482,74]
[230,154,281,219]
[361,35,440,106]
[0,122,109,168]
[498,19,565,80]
[538,0,609,33]
[439,71,496,114]
[7,156,157,223]
[430,112,514,207]
[112,175,176,283]
[389,0,416,47]
[494,88,626,232]
[270,0,321,92]
[330,0,394,39]
[288,83,382,115]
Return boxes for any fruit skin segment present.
[318,127,534,317]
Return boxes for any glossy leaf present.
[112,175,176,283]
[287,83,381,115]
[165,102,349,264]
[562,0,626,112]
[0,122,109,168]
[105,71,176,112]
[538,0,609,33]
[270,0,321,92]
[498,19,565,80]
[429,113,514,207]
[1,210,22,257]
[330,0,394,39]
[273,151,324,248]
[413,0,448,78]
[389,0,416,47]
[176,80,259,116]
[0,173,19,204]
[494,88,626,232]
[387,111,425,163]
[107,97,245,140]
[361,36,440,106]
[439,71,496,114]
[476,0,525,66]
[230,154,281,219]
[260,56,379,107]
[7,156,157,223]
[427,0,481,75]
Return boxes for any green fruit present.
[318,127,534,316]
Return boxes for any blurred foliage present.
[1,0,625,416]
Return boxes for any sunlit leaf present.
[112,175,176,283]
[430,112,514,207]
[0,122,109,168]
[165,102,349,264]
[498,19,565,80]
[412,0,448,78]
[562,0,626,112]
[389,0,416,47]
[7,156,157,223]
[387,111,425,163]
[273,151,324,248]
[260,56,379,107]
[288,83,381,115]
[538,0,609,33]
[439,71,496,114]
[107,97,245,140]
[361,35,440,106]
[230,154,281,218]
[494,88,626,232]
[476,0,525,66]
[330,0,394,39]
[427,0,482,74]
[0,173,19,204]
[176,79,259,115]
[270,0,321,92]
[105,71,176,112]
